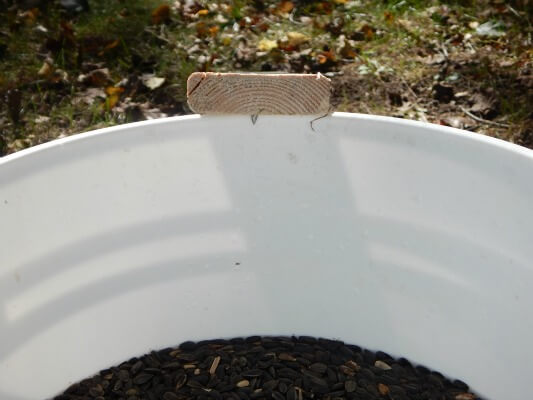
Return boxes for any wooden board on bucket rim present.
[187,72,331,115]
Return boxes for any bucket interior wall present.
[1,114,532,400]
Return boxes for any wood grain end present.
[187,72,331,115]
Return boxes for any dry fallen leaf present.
[152,4,170,24]
[338,37,357,58]
[38,61,53,78]
[73,87,106,106]
[20,8,39,25]
[470,93,496,117]
[140,105,168,120]
[420,53,446,65]
[384,11,394,24]
[98,39,119,56]
[141,74,166,90]
[105,86,125,96]
[103,86,125,111]
[220,34,233,46]
[50,69,68,84]
[476,21,505,37]
[317,50,336,65]
[78,68,110,87]
[287,32,309,47]
[34,24,48,34]
[275,1,294,15]
[257,38,278,51]
[209,25,220,37]
[34,115,50,124]
[441,116,471,129]
[196,21,208,37]
[361,24,374,40]
[398,19,415,32]
[499,59,516,68]
[106,95,120,110]
[315,1,333,14]
[59,21,76,47]
[323,50,336,62]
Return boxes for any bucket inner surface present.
[1,114,532,400]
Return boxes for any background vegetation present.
[1,0,531,155]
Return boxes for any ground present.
[0,0,532,155]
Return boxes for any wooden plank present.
[187,72,331,115]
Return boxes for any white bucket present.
[1,113,532,400]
